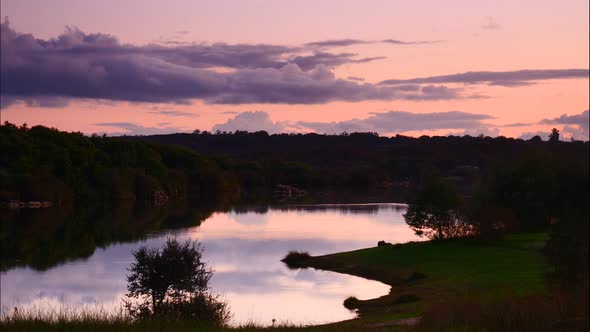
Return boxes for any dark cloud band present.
[0,21,461,106]
[297,110,495,134]
[380,69,589,87]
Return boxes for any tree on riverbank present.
[124,238,230,325]
[403,172,472,240]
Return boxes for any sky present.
[1,0,589,139]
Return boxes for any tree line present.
[0,122,239,205]
[127,129,587,194]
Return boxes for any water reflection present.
[1,203,420,325]
[0,200,218,271]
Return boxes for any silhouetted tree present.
[403,171,472,240]
[549,128,560,142]
[124,238,229,324]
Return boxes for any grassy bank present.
[297,233,552,326]
[0,313,389,332]
[5,233,584,331]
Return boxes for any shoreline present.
[289,233,550,328]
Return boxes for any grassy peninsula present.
[296,233,552,327]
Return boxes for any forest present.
[0,122,239,205]
[127,129,587,194]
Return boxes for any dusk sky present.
[1,0,589,139]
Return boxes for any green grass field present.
[327,232,549,295]
[301,232,552,327]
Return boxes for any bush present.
[124,238,230,325]
[280,251,311,269]
[342,296,360,311]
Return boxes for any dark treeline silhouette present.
[0,122,239,205]
[125,130,587,195]
[3,123,587,204]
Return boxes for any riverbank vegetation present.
[129,129,587,194]
[288,232,587,331]
[3,122,588,206]
[0,122,239,206]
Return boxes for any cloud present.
[447,127,501,137]
[539,110,589,139]
[148,110,197,117]
[539,110,589,127]
[0,95,69,108]
[94,122,188,135]
[380,69,589,87]
[519,131,549,141]
[1,21,464,106]
[380,39,439,45]
[305,38,438,48]
[289,52,385,71]
[482,17,501,30]
[561,125,589,140]
[211,111,287,134]
[502,122,532,127]
[297,110,495,134]
[305,39,369,48]
[346,76,365,82]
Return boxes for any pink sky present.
[1,0,589,139]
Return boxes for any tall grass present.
[0,305,369,331]
[413,286,589,332]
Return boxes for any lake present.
[1,203,421,326]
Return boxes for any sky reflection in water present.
[1,203,421,325]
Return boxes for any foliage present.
[0,122,238,204]
[403,171,471,240]
[3,122,588,205]
[548,128,560,142]
[280,251,312,269]
[468,206,518,240]
[124,238,230,325]
[127,128,588,193]
[473,152,588,231]
[342,296,359,311]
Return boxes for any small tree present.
[124,238,229,324]
[403,172,471,240]
[548,128,560,142]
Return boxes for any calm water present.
[1,203,420,325]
